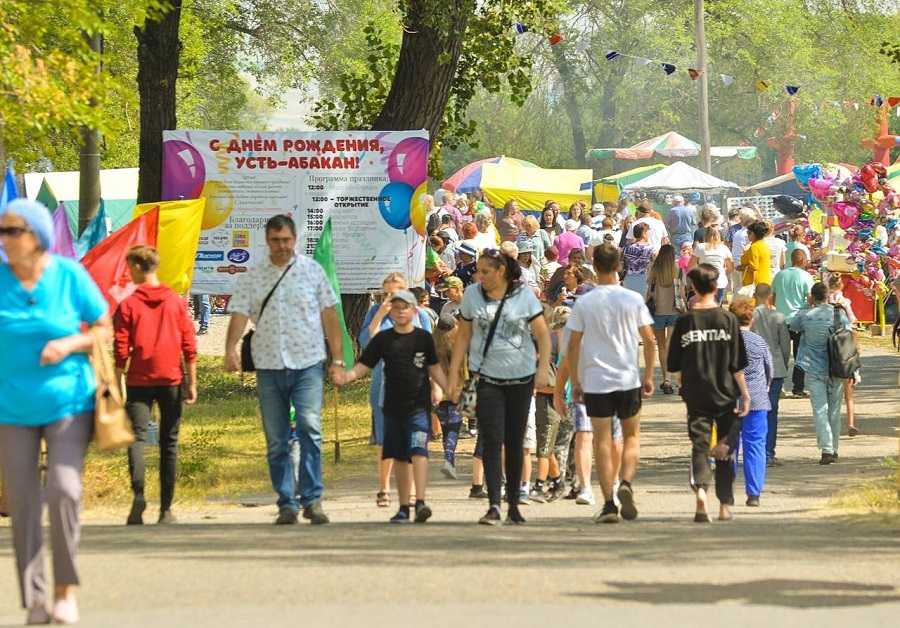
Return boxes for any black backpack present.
[828,305,860,379]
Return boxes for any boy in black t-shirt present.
[667,263,751,523]
[335,290,450,523]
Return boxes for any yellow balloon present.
[410,181,428,237]
[200,180,234,230]
[809,208,825,234]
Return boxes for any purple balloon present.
[387,137,429,187]
[161,140,206,200]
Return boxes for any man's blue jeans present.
[806,372,843,455]
[256,364,325,511]
[198,294,210,329]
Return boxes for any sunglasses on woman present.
[0,226,30,237]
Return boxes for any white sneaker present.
[575,489,596,505]
[440,460,458,480]
[613,481,621,507]
[51,598,79,625]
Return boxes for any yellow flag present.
[755,80,770,92]
[133,198,206,294]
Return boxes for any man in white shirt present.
[562,243,657,524]
[225,215,345,526]
[626,204,669,253]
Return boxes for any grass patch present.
[830,457,900,523]
[82,356,376,510]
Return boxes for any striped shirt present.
[740,329,773,411]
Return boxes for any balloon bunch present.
[793,161,900,289]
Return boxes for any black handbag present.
[645,280,656,316]
[241,263,294,372]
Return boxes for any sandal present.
[376,491,390,508]
[848,426,859,437]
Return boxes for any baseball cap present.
[438,276,464,291]
[591,203,604,214]
[389,290,418,306]
[516,239,534,254]
[457,242,478,258]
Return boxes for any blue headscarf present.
[1,198,53,250]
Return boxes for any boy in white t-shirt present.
[565,243,657,524]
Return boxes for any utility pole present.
[78,30,103,236]
[695,0,712,174]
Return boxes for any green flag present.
[36,178,58,214]
[313,218,355,367]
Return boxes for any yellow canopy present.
[134,198,206,294]
[480,163,592,210]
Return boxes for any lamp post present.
[695,0,712,174]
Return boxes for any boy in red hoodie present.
[114,245,198,525]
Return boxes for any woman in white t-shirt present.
[689,226,733,304]
[763,221,786,279]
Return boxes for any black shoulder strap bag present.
[241,263,294,372]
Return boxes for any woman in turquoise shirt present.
[0,199,110,625]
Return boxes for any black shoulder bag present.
[458,287,511,417]
[827,304,860,379]
[241,263,294,372]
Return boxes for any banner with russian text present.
[161,129,430,295]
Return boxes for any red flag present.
[688,68,703,80]
[82,206,159,311]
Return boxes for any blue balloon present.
[377,182,413,230]
[792,163,822,187]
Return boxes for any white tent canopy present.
[622,161,740,192]
[24,168,138,201]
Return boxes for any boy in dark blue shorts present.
[335,290,450,523]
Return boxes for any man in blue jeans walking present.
[790,282,851,465]
[225,215,345,524]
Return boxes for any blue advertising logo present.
[196,250,224,261]
[227,248,250,264]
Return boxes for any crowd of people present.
[0,188,897,624]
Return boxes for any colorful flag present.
[755,80,771,92]
[133,198,205,294]
[50,203,77,258]
[634,57,652,66]
[76,199,110,259]
[888,96,900,107]
[1,161,18,211]
[313,218,355,368]
[605,50,621,61]
[35,179,57,216]
[785,85,800,96]
[82,206,160,310]
[688,68,703,80]
[661,63,677,75]
[720,74,735,86]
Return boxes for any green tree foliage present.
[310,0,566,177]
[443,0,900,182]
[2,0,274,172]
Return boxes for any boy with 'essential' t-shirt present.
[335,290,449,523]
[667,263,751,523]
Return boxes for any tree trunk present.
[78,31,103,236]
[134,0,183,204]
[370,0,470,139]
[551,44,587,168]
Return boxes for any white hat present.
[564,219,578,231]
[591,203,604,214]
